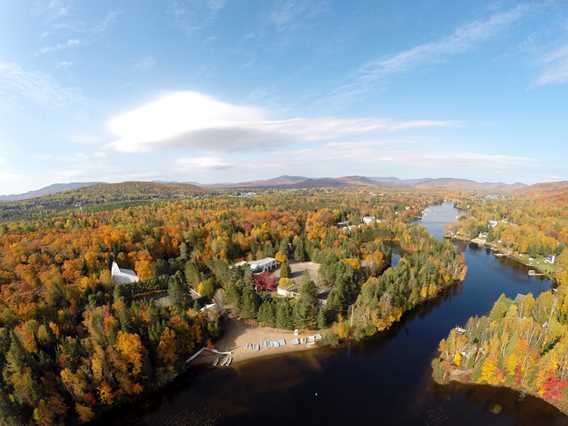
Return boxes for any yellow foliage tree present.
[453,352,462,367]
[480,357,500,385]
[158,327,177,366]
[75,403,95,424]
[98,382,114,405]
[116,331,144,375]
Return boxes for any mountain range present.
[0,176,531,202]
[210,175,527,191]
[0,182,98,202]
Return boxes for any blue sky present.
[0,0,567,194]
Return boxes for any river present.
[101,202,567,426]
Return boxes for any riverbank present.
[194,319,323,366]
[446,233,557,281]
[433,366,568,416]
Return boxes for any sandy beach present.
[194,319,321,366]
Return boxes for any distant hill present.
[286,177,349,188]
[0,182,98,201]
[207,175,308,188]
[0,175,529,207]
[0,181,203,221]
[516,181,568,203]
[68,181,203,201]
[413,178,526,191]
[209,175,525,191]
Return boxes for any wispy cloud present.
[327,5,529,103]
[106,91,455,153]
[56,61,73,70]
[272,146,538,176]
[270,0,329,32]
[49,10,121,35]
[34,0,72,24]
[36,38,81,56]
[170,0,227,34]
[0,61,83,108]
[535,44,568,86]
[176,156,232,170]
[422,152,537,168]
[134,56,157,71]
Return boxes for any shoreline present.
[434,370,568,416]
[193,319,324,367]
[446,234,557,281]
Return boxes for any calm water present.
[101,203,567,426]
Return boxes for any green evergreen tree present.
[184,261,201,288]
[294,276,319,329]
[179,241,189,260]
[257,300,276,326]
[168,274,186,308]
[276,300,293,329]
[293,236,306,262]
[240,285,260,319]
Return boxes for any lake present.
[101,202,567,426]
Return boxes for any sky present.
[0,0,567,194]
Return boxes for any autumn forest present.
[0,181,567,424]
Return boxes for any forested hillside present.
[0,182,204,221]
[0,188,467,424]
[433,184,568,415]
[433,288,568,415]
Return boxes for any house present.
[545,255,557,265]
[362,216,382,225]
[111,261,139,285]
[248,257,278,273]
[190,289,202,300]
[277,285,298,298]
[488,220,499,228]
[233,257,279,274]
[200,303,218,313]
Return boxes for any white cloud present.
[134,56,157,71]
[0,61,82,108]
[49,10,120,35]
[35,0,72,23]
[170,0,226,33]
[36,38,81,56]
[535,44,568,86]
[270,0,329,31]
[107,91,454,153]
[256,146,538,181]
[56,61,73,70]
[328,5,528,102]
[0,172,21,183]
[207,0,226,12]
[177,156,232,169]
[422,152,537,168]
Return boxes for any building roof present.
[111,261,139,284]
[248,257,277,268]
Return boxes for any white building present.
[362,216,382,225]
[545,255,557,265]
[362,216,375,225]
[277,286,298,298]
[234,257,278,273]
[111,261,139,285]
